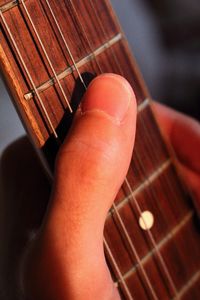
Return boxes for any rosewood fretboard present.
[0,1,199,299]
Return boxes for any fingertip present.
[81,73,137,123]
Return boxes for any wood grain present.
[0,1,199,299]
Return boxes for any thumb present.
[25,74,137,300]
[53,73,137,225]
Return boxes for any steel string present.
[65,1,160,299]
[0,10,58,139]
[36,1,134,297]
[20,0,72,113]
[85,1,179,298]
[44,0,87,90]
[67,0,103,74]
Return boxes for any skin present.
[0,74,199,300]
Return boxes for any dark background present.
[112,0,200,120]
[0,0,199,153]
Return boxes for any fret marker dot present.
[139,211,154,230]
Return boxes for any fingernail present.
[81,74,134,122]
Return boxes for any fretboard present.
[0,1,199,299]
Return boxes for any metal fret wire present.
[88,1,179,296]
[0,4,130,299]
[60,1,136,297]
[136,118,181,299]
[20,0,73,113]
[132,120,180,297]
[1,1,179,299]
[44,0,87,90]
[86,0,179,298]
[127,156,179,297]
[0,10,58,139]
[65,0,161,299]
[111,202,158,300]
[32,0,134,300]
[40,1,133,298]
[66,1,159,299]
[46,0,179,296]
[84,3,160,297]
[125,178,178,298]
[67,0,103,74]
[104,237,134,300]
[88,0,126,81]
[122,117,179,297]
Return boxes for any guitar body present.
[0,1,199,299]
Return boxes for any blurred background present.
[0,0,200,154]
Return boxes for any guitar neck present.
[0,0,148,146]
[0,1,199,299]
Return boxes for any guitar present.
[0,1,199,299]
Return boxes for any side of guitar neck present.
[0,1,199,299]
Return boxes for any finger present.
[24,74,137,300]
[152,102,200,174]
[152,102,200,213]
[52,73,136,231]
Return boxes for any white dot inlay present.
[139,211,154,230]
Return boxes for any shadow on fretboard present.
[42,72,96,171]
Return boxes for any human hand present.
[1,74,199,300]
[23,74,137,300]
[152,102,200,214]
[23,74,200,300]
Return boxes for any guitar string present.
[85,1,162,298]
[86,0,178,298]
[0,10,58,139]
[88,1,179,293]
[93,2,180,298]
[20,0,73,113]
[129,101,183,298]
[115,102,181,297]
[59,1,178,298]
[122,102,178,295]
[120,111,180,297]
[52,1,136,297]
[134,115,183,297]
[67,0,103,74]
[0,2,175,300]
[66,1,159,299]
[3,1,173,298]
[0,7,133,300]
[43,0,87,90]
[42,1,156,297]
[127,150,179,298]
[1,2,162,300]
[141,106,194,294]
[21,1,135,298]
[37,2,133,298]
[88,0,126,78]
[103,237,134,300]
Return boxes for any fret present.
[24,33,123,101]
[137,98,150,113]
[0,1,148,143]
[1,0,119,84]
[113,158,172,213]
[0,1,199,299]
[114,105,171,206]
[177,270,200,299]
[110,211,200,299]
[115,211,193,284]
[0,26,148,143]
[0,0,18,13]
[105,163,192,274]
